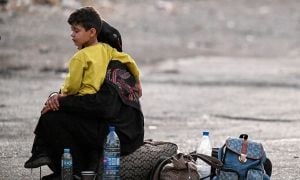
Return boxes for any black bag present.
[120,139,178,180]
[149,152,223,180]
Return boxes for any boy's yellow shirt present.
[61,43,140,95]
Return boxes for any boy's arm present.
[61,56,86,95]
[43,52,87,115]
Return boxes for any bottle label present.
[103,130,120,178]
[103,151,120,176]
[104,156,120,166]
[62,159,72,169]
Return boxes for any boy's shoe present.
[24,153,51,169]
[41,173,60,180]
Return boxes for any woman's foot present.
[24,152,51,169]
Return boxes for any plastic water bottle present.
[103,126,120,180]
[196,131,212,180]
[61,148,73,180]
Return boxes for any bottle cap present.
[81,171,95,176]
[202,131,209,136]
[109,126,115,132]
[64,148,70,153]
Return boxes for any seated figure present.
[24,7,144,179]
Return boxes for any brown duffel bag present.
[149,152,223,180]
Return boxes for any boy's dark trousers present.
[32,110,107,175]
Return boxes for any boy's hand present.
[135,80,142,97]
[41,106,51,115]
[41,93,66,114]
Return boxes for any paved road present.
[1,56,300,179]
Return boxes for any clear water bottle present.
[196,130,212,180]
[61,148,73,180]
[103,126,120,180]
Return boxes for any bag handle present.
[144,139,177,146]
[189,153,223,169]
[149,156,173,180]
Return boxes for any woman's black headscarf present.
[98,20,123,52]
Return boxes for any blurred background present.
[1,0,300,72]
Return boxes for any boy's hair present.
[68,7,102,35]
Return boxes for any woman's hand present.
[41,93,66,114]
[135,80,142,97]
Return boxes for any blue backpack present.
[212,134,271,180]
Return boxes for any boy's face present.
[70,24,96,49]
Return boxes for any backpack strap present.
[189,153,223,169]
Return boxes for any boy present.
[41,6,142,114]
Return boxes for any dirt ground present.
[1,0,300,179]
